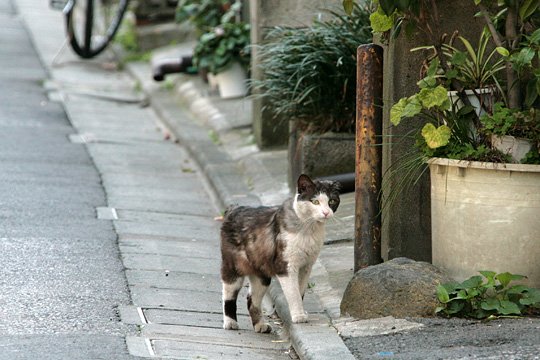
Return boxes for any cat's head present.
[294,174,341,222]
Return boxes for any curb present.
[268,281,356,360]
[126,62,355,360]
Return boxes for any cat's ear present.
[332,181,342,194]
[297,174,316,195]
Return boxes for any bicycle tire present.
[65,0,129,58]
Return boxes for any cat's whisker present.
[328,216,345,225]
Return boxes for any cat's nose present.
[323,210,330,218]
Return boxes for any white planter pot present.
[429,158,540,287]
[491,135,533,163]
[448,87,494,117]
[214,62,248,99]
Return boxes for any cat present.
[220,174,341,332]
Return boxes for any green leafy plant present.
[192,21,250,75]
[253,3,373,134]
[436,271,540,319]
[440,29,506,93]
[176,0,233,34]
[390,59,481,157]
[345,0,540,164]
[481,103,540,139]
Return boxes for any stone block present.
[340,258,452,319]
[288,128,355,189]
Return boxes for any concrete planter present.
[288,123,355,190]
[429,158,540,287]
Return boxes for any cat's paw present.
[254,322,272,333]
[223,318,239,330]
[291,313,309,323]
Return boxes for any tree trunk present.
[505,4,521,109]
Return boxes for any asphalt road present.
[344,317,540,359]
[0,1,138,358]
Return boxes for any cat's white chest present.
[282,224,325,271]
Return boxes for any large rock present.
[340,258,452,319]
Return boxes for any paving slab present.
[125,269,221,291]
[108,195,216,216]
[120,305,250,329]
[115,220,219,241]
[129,287,224,313]
[101,171,200,190]
[122,253,220,274]
[119,237,221,260]
[107,186,210,205]
[141,323,289,351]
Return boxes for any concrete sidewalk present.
[126,52,359,360]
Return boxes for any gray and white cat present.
[220,174,341,332]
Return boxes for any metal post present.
[354,44,384,273]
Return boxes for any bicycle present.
[51,0,129,59]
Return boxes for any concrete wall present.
[381,0,486,262]
[249,0,343,149]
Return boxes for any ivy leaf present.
[498,300,522,315]
[479,270,496,280]
[446,300,465,314]
[520,289,540,306]
[421,123,451,149]
[437,284,450,303]
[506,285,530,295]
[495,272,526,288]
[460,275,484,289]
[417,85,450,109]
[450,51,467,66]
[390,97,422,125]
[479,270,497,287]
[481,298,500,311]
[369,11,394,33]
[417,75,437,89]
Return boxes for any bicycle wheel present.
[65,0,129,58]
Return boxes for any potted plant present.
[348,0,540,286]
[176,0,250,98]
[176,0,232,35]
[192,21,251,98]
[253,3,373,189]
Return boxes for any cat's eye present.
[311,199,320,205]
[329,199,336,205]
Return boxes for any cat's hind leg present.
[247,275,272,333]
[222,277,244,330]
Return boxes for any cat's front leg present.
[298,264,314,299]
[277,273,308,323]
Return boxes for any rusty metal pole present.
[354,44,384,273]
